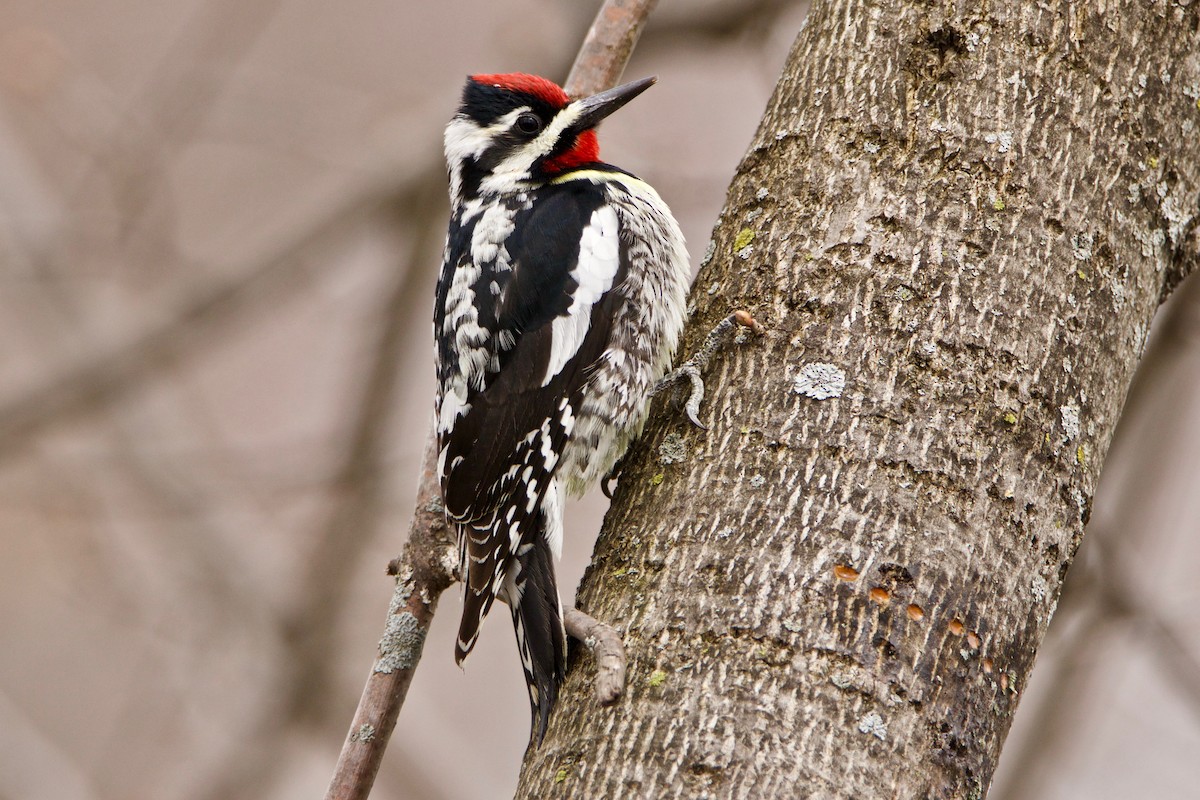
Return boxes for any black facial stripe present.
[460,81,557,126]
[537,129,583,166]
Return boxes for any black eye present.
[516,113,542,135]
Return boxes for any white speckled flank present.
[555,171,690,494]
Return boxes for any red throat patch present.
[470,73,569,108]
[543,129,599,175]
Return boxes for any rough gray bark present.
[517,1,1200,797]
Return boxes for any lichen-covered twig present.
[656,309,765,428]
[564,608,628,705]
[325,432,455,800]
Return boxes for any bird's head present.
[444,73,655,202]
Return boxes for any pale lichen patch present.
[830,672,855,690]
[376,609,425,674]
[1160,189,1194,244]
[391,567,416,608]
[1030,574,1048,602]
[857,711,888,740]
[1071,232,1094,261]
[659,432,687,465]
[983,131,1012,153]
[793,362,846,400]
[1110,275,1126,310]
[1059,403,1081,439]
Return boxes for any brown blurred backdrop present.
[0,2,1195,798]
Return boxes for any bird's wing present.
[435,178,626,569]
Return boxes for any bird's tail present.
[455,521,504,664]
[454,505,567,744]
[507,524,566,744]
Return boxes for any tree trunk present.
[518,0,1200,797]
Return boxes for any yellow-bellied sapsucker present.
[434,73,690,742]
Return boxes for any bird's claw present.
[656,309,763,429]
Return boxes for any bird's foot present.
[564,608,626,705]
[655,309,765,429]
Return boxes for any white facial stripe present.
[480,106,586,194]
[445,110,526,202]
[443,109,525,161]
[491,104,582,170]
[445,99,591,198]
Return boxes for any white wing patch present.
[540,478,564,560]
[542,204,621,386]
[438,386,469,435]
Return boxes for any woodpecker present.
[434,73,690,742]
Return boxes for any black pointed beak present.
[572,76,657,130]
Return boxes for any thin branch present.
[324,1,663,797]
[282,176,449,725]
[323,430,457,800]
[565,0,659,97]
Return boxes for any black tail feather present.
[510,531,566,744]
[455,523,503,665]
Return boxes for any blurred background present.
[0,1,1195,798]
